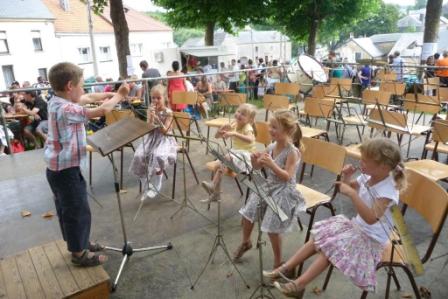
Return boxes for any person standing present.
[140,60,161,105]
[435,51,448,87]
[45,62,129,267]
[167,61,187,112]
[391,51,404,81]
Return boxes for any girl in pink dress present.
[167,61,187,112]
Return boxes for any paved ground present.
[1,105,448,298]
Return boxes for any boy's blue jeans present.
[46,167,91,253]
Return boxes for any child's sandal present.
[88,242,105,252]
[71,250,107,267]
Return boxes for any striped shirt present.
[44,95,87,171]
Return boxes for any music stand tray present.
[88,117,173,291]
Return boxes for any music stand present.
[190,142,250,290]
[87,117,173,291]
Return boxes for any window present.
[0,31,9,54]
[99,46,111,61]
[355,52,362,61]
[130,43,143,57]
[2,65,15,87]
[78,47,91,63]
[38,68,47,81]
[31,30,43,51]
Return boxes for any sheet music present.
[208,144,289,222]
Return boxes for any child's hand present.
[259,153,275,168]
[335,181,356,198]
[341,164,357,182]
[117,82,130,98]
[222,131,234,139]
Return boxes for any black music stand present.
[87,117,173,291]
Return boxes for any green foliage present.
[90,0,108,15]
[270,0,380,42]
[347,3,400,37]
[173,28,205,47]
[152,0,267,41]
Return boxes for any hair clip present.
[395,164,403,172]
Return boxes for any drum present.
[287,54,328,92]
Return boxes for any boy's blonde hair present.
[49,62,83,92]
[238,103,257,136]
[271,109,303,149]
[360,138,406,191]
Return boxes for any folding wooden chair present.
[274,82,301,111]
[296,137,346,243]
[422,119,448,161]
[323,169,448,299]
[263,94,290,121]
[171,112,200,199]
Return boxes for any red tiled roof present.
[101,6,172,32]
[41,0,113,33]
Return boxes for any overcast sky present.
[123,0,447,12]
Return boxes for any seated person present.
[16,91,48,147]
[128,75,143,99]
[212,74,228,101]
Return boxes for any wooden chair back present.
[380,82,406,96]
[105,110,135,125]
[311,84,339,99]
[432,120,448,143]
[330,78,352,93]
[377,70,397,81]
[172,91,198,105]
[301,137,346,175]
[304,97,335,118]
[263,94,289,110]
[423,77,439,95]
[274,82,300,97]
[172,111,191,133]
[403,95,440,115]
[368,108,407,130]
[362,89,391,106]
[255,121,272,147]
[439,87,448,103]
[220,92,246,106]
[400,168,448,262]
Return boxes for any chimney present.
[349,32,354,39]
[59,0,70,11]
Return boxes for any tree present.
[92,0,130,78]
[270,0,379,55]
[152,0,266,46]
[422,0,443,63]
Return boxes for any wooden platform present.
[0,240,110,299]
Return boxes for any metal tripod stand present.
[190,192,250,290]
[105,153,173,291]
[170,141,214,224]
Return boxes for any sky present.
[123,0,448,12]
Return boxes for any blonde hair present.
[150,84,168,106]
[48,62,83,92]
[360,138,406,191]
[237,103,257,136]
[271,109,303,150]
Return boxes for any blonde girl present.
[129,84,177,199]
[264,138,406,298]
[234,110,306,270]
[201,103,257,202]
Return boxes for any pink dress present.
[168,73,187,111]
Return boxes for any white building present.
[0,0,179,90]
[181,29,291,68]
[397,8,448,32]
[0,0,58,90]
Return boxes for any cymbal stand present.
[105,152,173,291]
[190,188,250,290]
[170,141,214,224]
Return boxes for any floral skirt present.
[311,215,384,292]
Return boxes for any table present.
[404,159,448,181]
